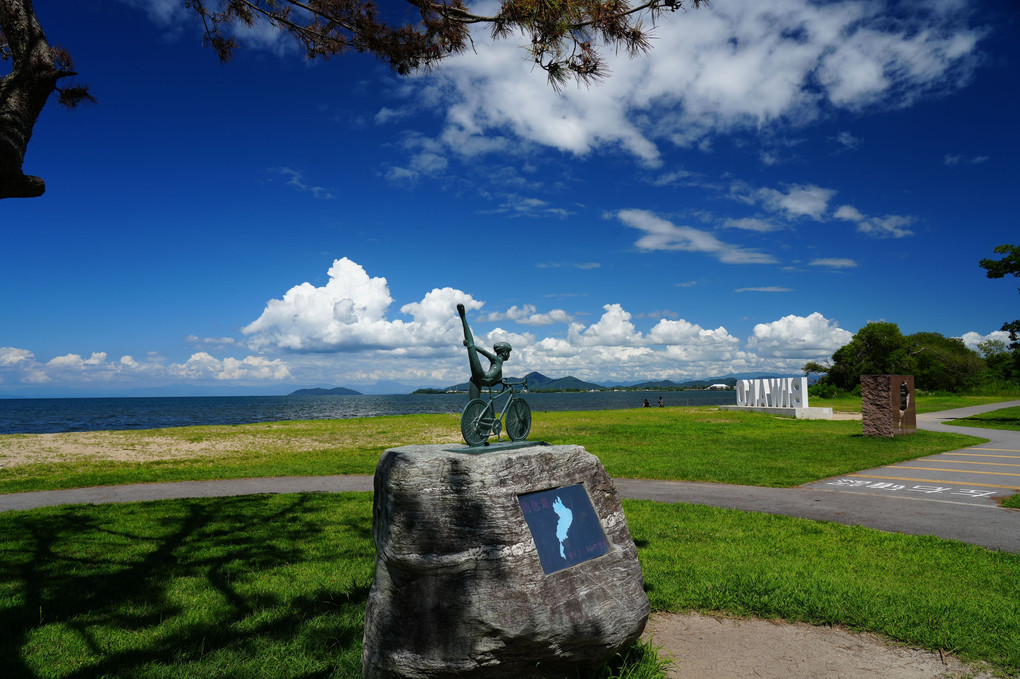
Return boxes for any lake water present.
[0,391,736,435]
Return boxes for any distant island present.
[288,387,362,396]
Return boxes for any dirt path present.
[644,612,995,678]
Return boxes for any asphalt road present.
[2,401,1018,552]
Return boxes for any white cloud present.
[0,347,291,387]
[944,153,989,165]
[48,352,108,369]
[833,205,865,221]
[757,184,836,221]
[409,0,980,163]
[617,209,776,264]
[375,107,411,125]
[834,131,861,150]
[746,313,853,359]
[722,217,781,232]
[242,257,480,352]
[271,167,335,199]
[0,347,34,367]
[736,287,792,293]
[485,195,573,219]
[834,204,915,238]
[960,330,1012,351]
[536,262,601,270]
[810,258,858,268]
[172,353,292,381]
[2,299,864,390]
[484,305,571,326]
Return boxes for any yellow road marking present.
[945,452,1020,459]
[849,474,1019,490]
[891,465,1020,477]
[967,448,1020,454]
[922,459,1020,468]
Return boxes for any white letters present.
[736,379,751,406]
[735,377,809,408]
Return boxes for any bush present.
[808,383,853,399]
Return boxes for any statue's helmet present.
[493,342,512,356]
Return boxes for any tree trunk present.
[0,0,61,199]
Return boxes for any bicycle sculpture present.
[457,303,532,446]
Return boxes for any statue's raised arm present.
[458,303,512,401]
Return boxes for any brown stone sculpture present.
[861,374,916,437]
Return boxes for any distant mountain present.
[288,387,362,396]
[531,375,603,392]
[431,372,603,393]
[414,371,807,394]
[628,379,692,390]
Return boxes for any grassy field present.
[810,393,1019,414]
[1,493,1016,678]
[0,408,987,493]
[946,405,1020,432]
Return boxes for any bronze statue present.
[458,303,511,400]
[456,303,531,446]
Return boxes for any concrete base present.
[719,405,833,420]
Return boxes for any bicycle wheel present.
[505,397,532,441]
[461,399,494,446]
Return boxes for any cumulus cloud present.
[408,0,981,163]
[746,313,853,360]
[0,347,291,387]
[242,257,480,352]
[617,209,776,264]
[0,347,34,367]
[960,330,1012,351]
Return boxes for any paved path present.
[802,400,1020,507]
[2,402,1018,552]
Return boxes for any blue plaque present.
[518,483,610,574]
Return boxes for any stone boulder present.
[362,443,649,678]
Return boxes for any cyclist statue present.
[456,303,532,446]
[457,303,512,400]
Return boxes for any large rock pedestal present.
[862,374,916,437]
[362,443,649,678]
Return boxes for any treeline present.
[804,322,1020,396]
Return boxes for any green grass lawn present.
[1,494,1016,678]
[945,405,1020,432]
[533,408,984,486]
[810,393,1019,414]
[0,408,987,494]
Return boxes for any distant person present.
[658,397,664,407]
[643,399,650,407]
[458,303,511,400]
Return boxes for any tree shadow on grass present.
[0,493,375,678]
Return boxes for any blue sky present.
[1,0,1017,396]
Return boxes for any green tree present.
[825,322,913,391]
[905,331,984,392]
[818,323,985,393]
[977,338,1020,384]
[979,243,1020,349]
[2,0,704,198]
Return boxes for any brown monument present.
[861,374,916,437]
